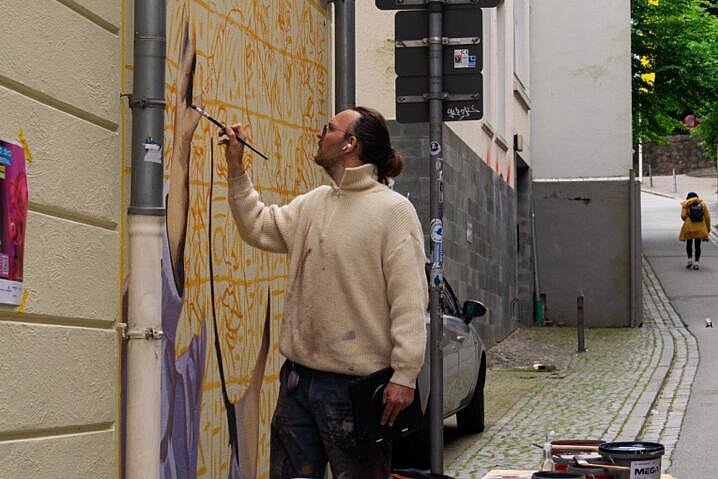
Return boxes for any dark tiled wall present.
[389,121,521,348]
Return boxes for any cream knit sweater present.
[227,163,428,387]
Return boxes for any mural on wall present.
[0,138,28,306]
[161,1,330,478]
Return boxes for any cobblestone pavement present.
[639,257,698,470]
[444,258,695,479]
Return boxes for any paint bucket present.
[532,472,585,479]
[598,442,664,479]
[551,440,604,471]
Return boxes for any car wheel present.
[391,406,430,469]
[456,354,486,433]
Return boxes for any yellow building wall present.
[0,1,121,478]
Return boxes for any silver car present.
[393,278,487,467]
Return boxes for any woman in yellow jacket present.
[679,191,711,270]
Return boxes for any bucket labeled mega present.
[598,442,664,479]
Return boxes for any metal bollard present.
[673,168,677,192]
[577,295,586,353]
[649,164,653,188]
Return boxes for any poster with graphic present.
[0,138,28,306]
[158,2,330,478]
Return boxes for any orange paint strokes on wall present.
[164,1,331,478]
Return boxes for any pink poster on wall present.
[0,138,28,305]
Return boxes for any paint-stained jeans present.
[270,361,392,479]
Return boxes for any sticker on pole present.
[430,219,443,244]
[430,263,443,287]
[453,49,476,69]
[430,141,441,155]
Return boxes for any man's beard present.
[314,147,339,170]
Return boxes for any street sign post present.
[377,0,495,474]
[394,6,482,123]
[396,74,482,122]
[395,7,482,77]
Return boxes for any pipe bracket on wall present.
[121,93,167,109]
[117,322,165,341]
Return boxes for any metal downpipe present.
[334,0,356,113]
[125,0,166,477]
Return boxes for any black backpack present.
[689,202,704,222]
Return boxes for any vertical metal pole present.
[334,0,356,113]
[649,163,653,188]
[628,168,636,327]
[673,168,677,193]
[577,295,586,352]
[638,140,643,182]
[427,2,444,474]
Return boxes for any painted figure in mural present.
[162,14,269,479]
[221,108,429,478]
[679,191,711,270]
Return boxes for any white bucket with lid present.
[597,441,664,479]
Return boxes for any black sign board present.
[395,7,482,77]
[377,0,501,9]
[396,74,482,123]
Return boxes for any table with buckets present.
[481,440,671,479]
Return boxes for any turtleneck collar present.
[329,163,379,193]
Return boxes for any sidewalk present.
[443,259,695,478]
[641,172,718,217]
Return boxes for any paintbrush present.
[191,104,269,160]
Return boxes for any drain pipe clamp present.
[117,322,164,341]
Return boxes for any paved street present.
[641,175,718,479]
[442,175,718,478]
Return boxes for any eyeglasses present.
[320,123,351,138]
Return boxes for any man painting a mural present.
[221,107,428,477]
[162,2,426,478]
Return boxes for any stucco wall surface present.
[531,0,631,179]
[391,122,520,348]
[534,180,631,327]
[0,1,121,477]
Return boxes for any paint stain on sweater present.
[342,330,356,341]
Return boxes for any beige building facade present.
[0,1,122,477]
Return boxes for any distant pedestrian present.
[679,191,711,270]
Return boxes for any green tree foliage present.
[632,0,718,157]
